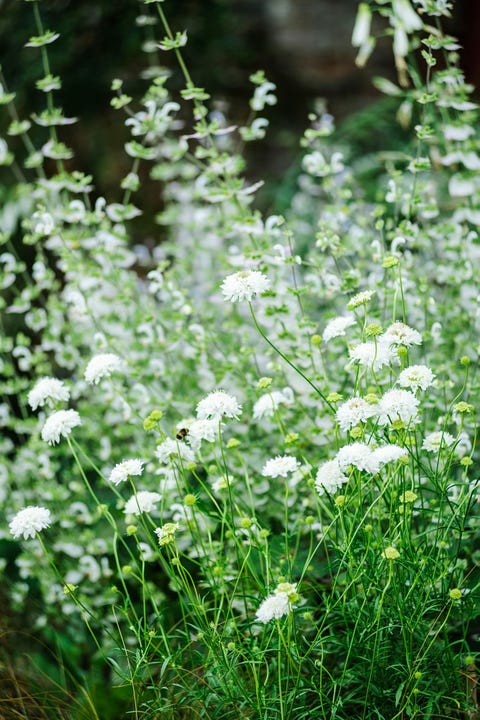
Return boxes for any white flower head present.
[398,365,435,392]
[186,418,218,447]
[255,592,290,623]
[196,391,242,422]
[383,322,422,347]
[221,270,270,303]
[323,314,356,342]
[253,387,294,420]
[155,438,195,465]
[336,397,377,431]
[84,353,123,384]
[349,341,397,371]
[377,389,420,426]
[347,290,375,310]
[155,522,180,546]
[9,506,52,540]
[366,444,408,474]
[262,455,300,478]
[109,458,145,486]
[124,491,161,516]
[28,377,70,411]
[41,409,82,445]
[315,459,348,496]
[336,442,373,472]
[422,431,456,453]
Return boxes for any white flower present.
[221,270,270,303]
[9,506,52,540]
[377,389,419,426]
[41,409,82,445]
[336,397,377,431]
[84,353,123,384]
[366,444,408,474]
[322,314,356,342]
[155,438,195,465]
[253,387,293,420]
[315,460,348,495]
[347,290,375,310]
[255,592,290,623]
[196,391,242,422]
[422,431,456,452]
[186,418,218,447]
[383,322,422,347]
[398,365,435,392]
[28,377,70,410]
[349,341,397,371]
[124,491,161,516]
[336,443,373,472]
[108,458,145,485]
[262,455,300,478]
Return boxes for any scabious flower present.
[322,314,356,342]
[349,341,397,371]
[376,389,420,426]
[383,322,422,347]
[253,387,293,420]
[346,289,375,310]
[336,397,377,431]
[41,409,82,445]
[220,270,270,303]
[124,491,161,516]
[336,442,373,472]
[196,391,242,422]
[108,458,145,485]
[185,418,218,448]
[28,377,70,410]
[9,506,52,540]
[422,431,456,452]
[398,365,435,392]
[155,438,195,465]
[315,459,348,495]
[255,582,298,623]
[84,353,123,384]
[366,444,408,474]
[262,455,300,478]
[155,522,180,546]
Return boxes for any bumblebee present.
[176,427,189,440]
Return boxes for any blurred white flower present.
[262,455,300,478]
[383,322,422,347]
[253,387,293,420]
[221,270,270,303]
[9,506,52,540]
[28,377,70,410]
[377,389,419,426]
[108,458,145,485]
[315,460,348,495]
[255,592,290,623]
[124,491,161,516]
[323,314,356,342]
[84,353,123,384]
[196,391,242,421]
[41,409,81,445]
[422,431,456,452]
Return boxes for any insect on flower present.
[176,427,189,440]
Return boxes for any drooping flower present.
[398,365,435,392]
[220,270,270,303]
[108,458,145,485]
[322,314,356,342]
[124,491,161,516]
[315,459,348,495]
[253,387,293,420]
[336,397,377,431]
[9,506,52,540]
[422,431,456,452]
[262,455,300,478]
[196,391,242,422]
[383,322,422,347]
[376,389,420,426]
[84,353,123,384]
[28,377,70,410]
[41,409,82,445]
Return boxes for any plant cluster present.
[0,1,479,718]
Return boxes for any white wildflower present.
[108,458,145,486]
[347,290,375,310]
[322,314,356,342]
[253,387,294,420]
[220,270,270,303]
[315,460,348,495]
[41,409,82,445]
[366,444,408,474]
[383,322,422,347]
[398,365,435,392]
[186,418,219,448]
[9,506,52,540]
[377,389,419,426]
[155,438,195,465]
[84,353,123,384]
[28,377,70,410]
[336,397,377,431]
[196,391,242,422]
[349,341,397,371]
[262,455,300,478]
[336,442,373,472]
[124,491,161,516]
[255,593,290,623]
[422,431,456,452]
